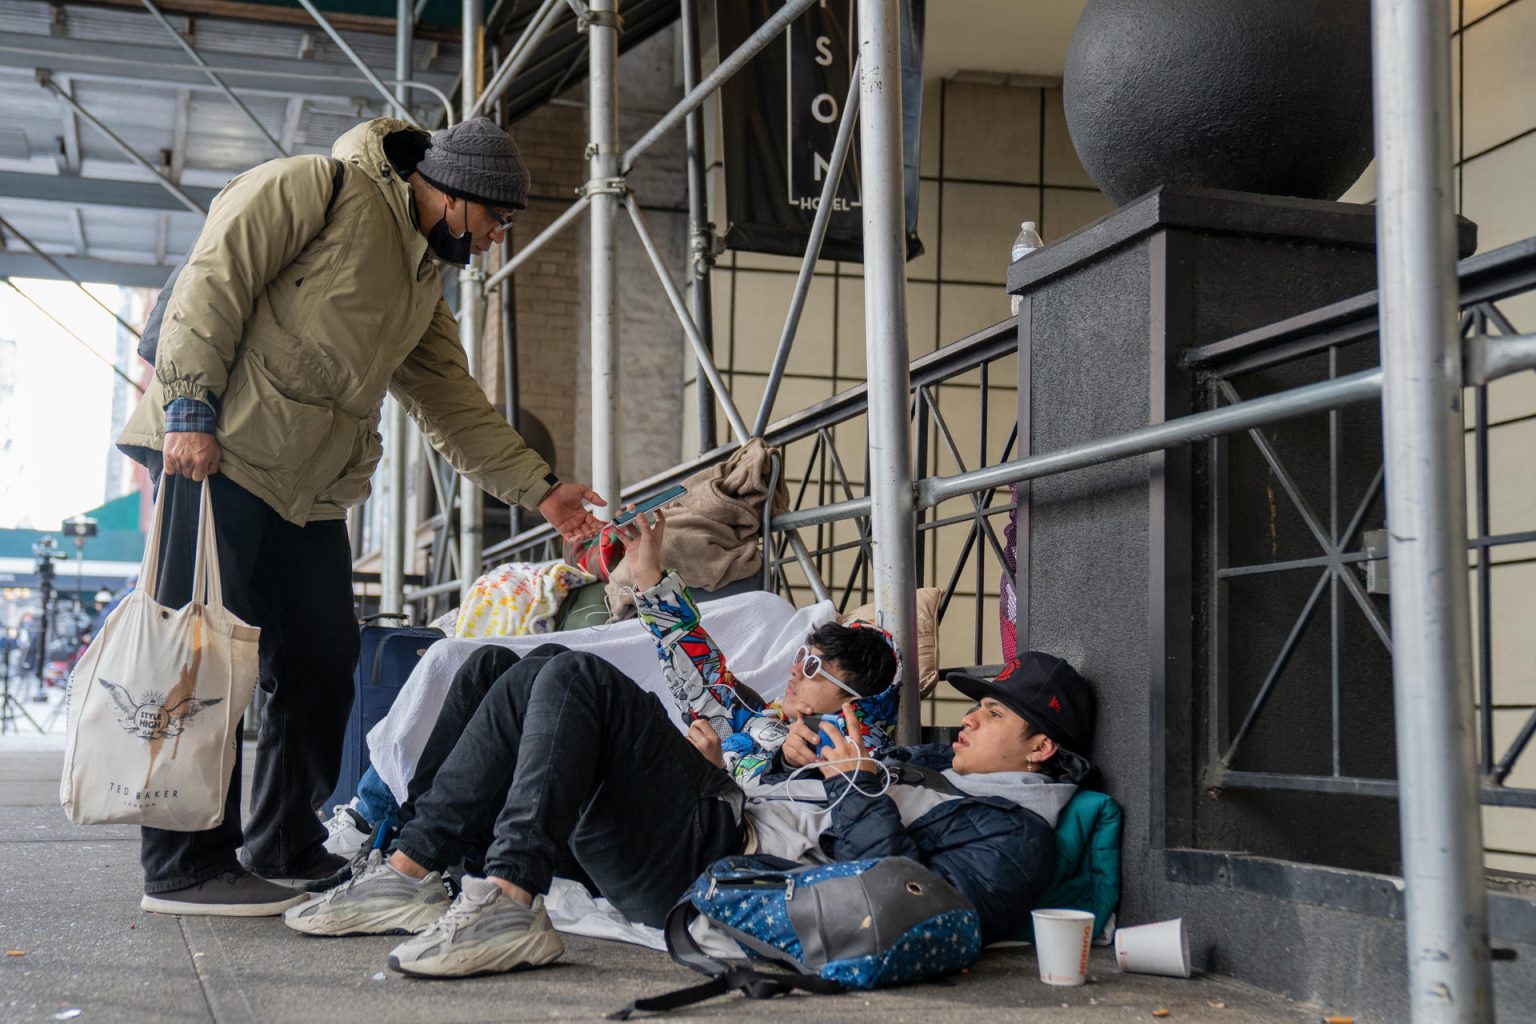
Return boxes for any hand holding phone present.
[813,713,847,755]
[611,483,687,528]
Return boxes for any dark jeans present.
[394,644,745,928]
[141,469,359,892]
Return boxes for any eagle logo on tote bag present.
[99,679,224,741]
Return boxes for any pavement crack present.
[179,916,258,1024]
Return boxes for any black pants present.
[141,470,359,892]
[394,644,745,928]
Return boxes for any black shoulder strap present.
[607,902,841,1020]
[324,157,346,219]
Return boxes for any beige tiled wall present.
[689,75,1111,729]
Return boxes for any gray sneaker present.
[386,877,564,978]
[141,870,308,917]
[283,849,450,937]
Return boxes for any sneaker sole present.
[140,892,307,917]
[387,927,564,979]
[283,898,448,937]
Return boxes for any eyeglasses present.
[485,205,517,229]
[793,645,861,700]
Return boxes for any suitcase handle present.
[361,612,412,626]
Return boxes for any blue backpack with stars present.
[611,855,982,1018]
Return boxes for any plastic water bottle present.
[1009,220,1043,316]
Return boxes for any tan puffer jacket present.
[118,117,551,525]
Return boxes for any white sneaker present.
[283,850,450,936]
[320,799,372,859]
[386,877,564,978]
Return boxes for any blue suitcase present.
[325,615,445,812]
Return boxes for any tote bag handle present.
[137,480,227,614]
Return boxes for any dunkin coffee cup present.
[1114,918,1191,978]
[1030,908,1094,986]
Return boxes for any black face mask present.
[427,202,472,265]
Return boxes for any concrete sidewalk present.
[1,741,1343,1024]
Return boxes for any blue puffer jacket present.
[806,743,1087,945]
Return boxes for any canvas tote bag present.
[59,482,260,829]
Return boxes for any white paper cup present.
[1114,918,1191,978]
[1031,908,1094,986]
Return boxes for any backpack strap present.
[607,902,842,1020]
[325,157,346,218]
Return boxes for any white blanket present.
[368,590,837,805]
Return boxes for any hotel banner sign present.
[717,0,922,263]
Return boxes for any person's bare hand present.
[780,710,822,769]
[626,509,667,590]
[687,718,726,770]
[817,703,878,780]
[163,432,221,481]
[539,483,605,544]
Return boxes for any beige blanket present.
[606,438,787,618]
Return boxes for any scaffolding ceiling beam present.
[0,30,455,102]
[0,171,219,213]
[0,251,171,287]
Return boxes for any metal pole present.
[680,0,717,453]
[469,0,566,119]
[140,0,287,156]
[587,0,621,518]
[0,214,143,340]
[381,0,414,614]
[1,279,145,392]
[857,0,918,745]
[624,194,750,445]
[1370,1,1492,1020]
[482,194,591,290]
[394,0,415,114]
[294,0,416,122]
[754,57,861,437]
[39,74,205,216]
[622,0,820,172]
[458,0,487,599]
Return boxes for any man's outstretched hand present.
[538,482,605,544]
[163,431,222,481]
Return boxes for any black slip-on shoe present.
[141,870,308,917]
[249,850,351,890]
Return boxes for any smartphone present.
[811,713,847,754]
[611,484,687,527]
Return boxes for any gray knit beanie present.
[416,117,530,210]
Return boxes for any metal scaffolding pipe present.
[457,0,487,599]
[1371,0,1493,1020]
[294,0,415,122]
[622,0,820,172]
[39,74,206,215]
[482,194,591,290]
[469,0,566,120]
[680,0,717,454]
[380,0,414,614]
[624,194,750,445]
[140,0,287,156]
[0,213,143,340]
[754,56,861,437]
[857,0,919,745]
[921,368,1386,509]
[588,0,621,517]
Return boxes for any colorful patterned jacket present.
[633,571,901,783]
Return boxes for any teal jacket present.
[1019,788,1123,941]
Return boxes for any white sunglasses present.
[793,645,862,700]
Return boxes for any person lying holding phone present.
[284,510,1096,984]
[623,509,902,783]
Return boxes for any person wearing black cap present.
[282,648,1097,978]
[119,115,608,919]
